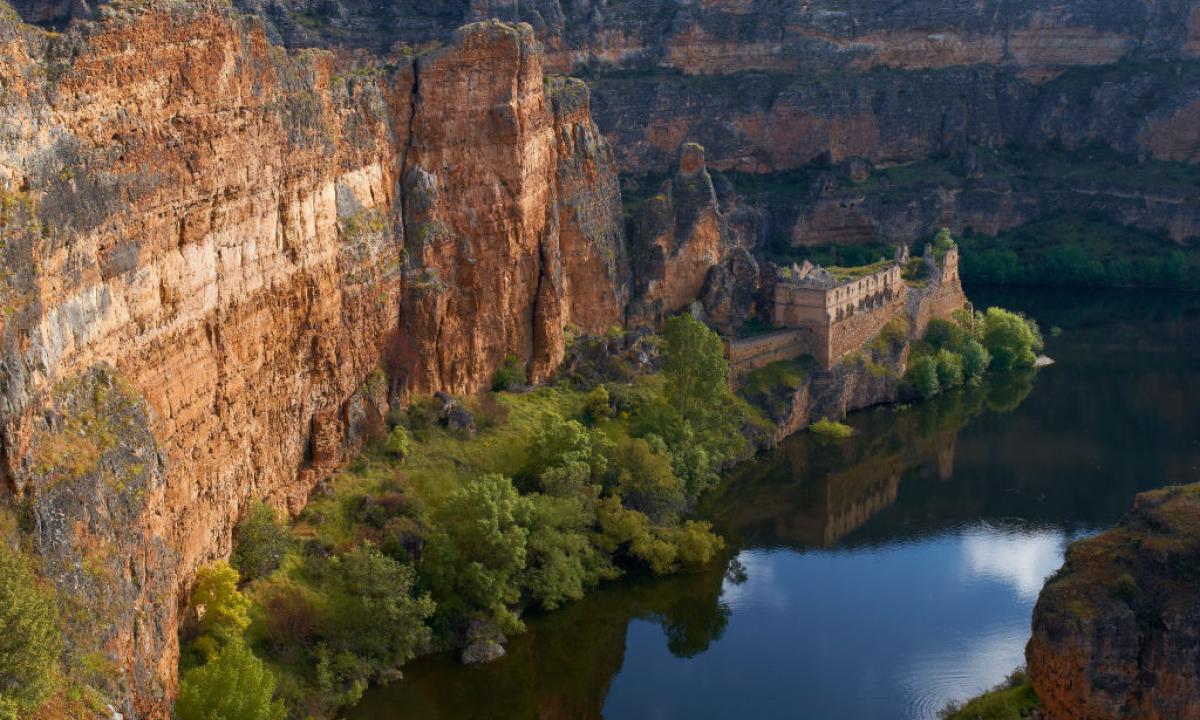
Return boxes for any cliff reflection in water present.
[350,288,1200,720]
[709,370,1035,551]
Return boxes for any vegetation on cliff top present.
[181,315,763,718]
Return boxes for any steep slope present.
[1028,485,1200,719]
[0,6,624,715]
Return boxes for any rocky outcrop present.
[1027,485,1200,720]
[0,7,624,716]
[398,22,626,394]
[626,143,762,326]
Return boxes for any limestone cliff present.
[0,6,624,716]
[1027,485,1200,720]
[398,24,626,393]
[625,142,762,327]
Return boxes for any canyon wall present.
[0,6,623,716]
[1027,485,1200,720]
[203,0,1200,250]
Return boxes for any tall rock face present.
[0,10,406,714]
[1027,485,1200,720]
[397,21,626,394]
[0,6,623,715]
[215,0,1200,174]
[626,142,761,326]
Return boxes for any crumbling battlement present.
[729,245,963,376]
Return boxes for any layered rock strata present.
[0,7,624,715]
[1028,485,1200,720]
[625,142,762,326]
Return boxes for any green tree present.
[908,355,941,399]
[960,338,991,380]
[521,494,615,610]
[192,562,251,661]
[422,474,531,634]
[582,385,613,424]
[525,416,612,496]
[315,545,434,670]
[232,502,293,581]
[595,497,678,575]
[934,349,964,389]
[175,640,285,720]
[662,314,730,426]
[612,437,686,525]
[0,550,60,719]
[982,307,1043,370]
[932,227,956,260]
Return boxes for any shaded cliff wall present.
[625,142,762,326]
[1028,485,1200,720]
[205,0,1200,174]
[0,6,624,715]
[219,0,1197,76]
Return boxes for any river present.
[347,287,1200,720]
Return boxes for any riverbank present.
[175,297,1045,718]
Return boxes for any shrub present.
[521,494,615,611]
[0,550,61,719]
[256,581,317,660]
[594,497,723,576]
[422,474,531,635]
[873,316,909,353]
[595,497,677,575]
[938,666,1039,720]
[384,426,411,459]
[192,562,251,661]
[175,640,286,720]
[908,355,941,399]
[582,385,613,424]
[924,318,965,351]
[934,349,964,389]
[312,546,434,673]
[491,355,527,392]
[232,502,293,581]
[612,437,687,525]
[982,307,1044,370]
[960,338,991,380]
[808,418,854,439]
[669,520,725,567]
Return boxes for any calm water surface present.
[349,287,1200,720]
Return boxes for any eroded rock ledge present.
[1028,485,1200,720]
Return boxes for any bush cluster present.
[904,307,1041,399]
[216,314,749,719]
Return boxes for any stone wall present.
[910,248,968,336]
[827,293,908,364]
[727,329,815,376]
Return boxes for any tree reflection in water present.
[349,288,1200,720]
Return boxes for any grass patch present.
[827,258,894,282]
[739,358,810,396]
[939,668,1040,720]
[808,418,854,439]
